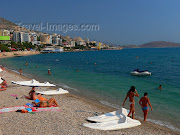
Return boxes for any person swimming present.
[48,69,51,75]
[158,85,162,90]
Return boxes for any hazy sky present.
[1,0,180,45]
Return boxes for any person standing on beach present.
[123,86,139,119]
[139,92,153,121]
[19,69,22,75]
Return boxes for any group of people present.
[29,86,59,107]
[123,86,153,121]
[0,66,7,91]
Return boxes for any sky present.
[1,0,180,45]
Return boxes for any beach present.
[0,51,40,58]
[0,67,179,135]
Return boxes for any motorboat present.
[130,69,151,76]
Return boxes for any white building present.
[22,33,31,43]
[13,31,22,43]
[69,41,75,47]
[77,40,86,46]
[52,36,60,45]
[30,33,38,42]
[2,29,10,36]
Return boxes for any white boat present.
[83,116,141,130]
[11,79,56,87]
[36,88,69,95]
[130,69,151,76]
[87,108,129,122]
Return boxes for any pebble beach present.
[0,67,179,135]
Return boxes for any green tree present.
[0,43,11,52]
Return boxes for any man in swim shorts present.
[139,92,153,121]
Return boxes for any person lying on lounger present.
[32,98,59,107]
[29,87,47,101]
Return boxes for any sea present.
[0,48,180,132]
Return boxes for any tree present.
[0,43,11,52]
[37,36,41,41]
[62,39,66,43]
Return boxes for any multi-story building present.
[30,33,38,42]
[1,29,10,36]
[52,36,60,45]
[77,40,86,46]
[13,31,22,43]
[69,41,75,47]
[22,33,31,43]
[40,34,51,44]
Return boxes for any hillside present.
[0,17,43,34]
[140,41,180,48]
[0,17,18,30]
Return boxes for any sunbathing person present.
[29,87,47,101]
[0,78,7,91]
[33,98,59,107]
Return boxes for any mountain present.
[0,17,43,34]
[0,17,18,30]
[140,41,180,48]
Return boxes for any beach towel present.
[0,105,61,113]
[0,106,27,113]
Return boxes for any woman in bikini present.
[0,78,7,91]
[33,98,59,107]
[29,87,47,101]
[123,86,139,119]
[139,92,153,121]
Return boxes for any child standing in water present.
[139,92,153,121]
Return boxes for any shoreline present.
[0,51,40,58]
[0,67,179,134]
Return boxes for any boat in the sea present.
[130,69,151,76]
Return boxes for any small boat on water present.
[130,69,151,76]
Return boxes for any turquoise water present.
[1,48,180,131]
